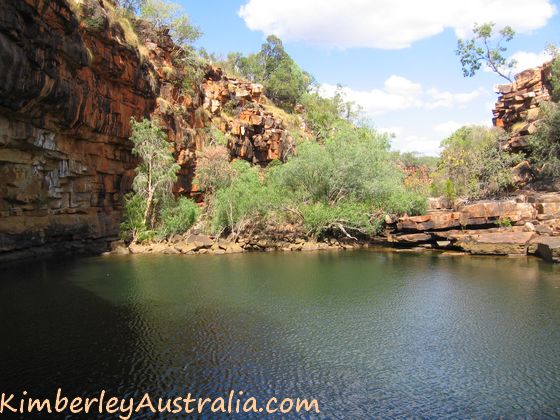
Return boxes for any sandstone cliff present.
[493,61,554,186]
[493,62,553,148]
[0,0,294,260]
[382,63,560,261]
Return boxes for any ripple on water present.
[0,251,559,418]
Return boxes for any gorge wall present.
[0,0,294,260]
[493,61,554,187]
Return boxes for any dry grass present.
[262,99,311,142]
[67,0,149,61]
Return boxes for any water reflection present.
[0,251,559,418]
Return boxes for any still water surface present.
[1,251,560,418]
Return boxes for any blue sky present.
[180,0,559,155]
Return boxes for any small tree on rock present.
[129,118,179,229]
[456,22,517,82]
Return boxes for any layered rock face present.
[0,0,158,259]
[386,192,560,261]
[0,0,294,260]
[201,70,295,164]
[493,62,552,148]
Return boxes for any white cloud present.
[433,121,464,135]
[319,76,485,115]
[392,135,442,156]
[510,50,553,73]
[433,119,493,136]
[426,88,486,109]
[238,0,556,49]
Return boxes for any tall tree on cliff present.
[139,0,201,47]
[456,22,517,82]
[225,36,313,110]
[258,36,313,109]
[129,118,180,229]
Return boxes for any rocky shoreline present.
[106,191,560,264]
[106,230,559,264]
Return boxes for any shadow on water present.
[1,250,559,418]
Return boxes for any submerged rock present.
[536,237,560,263]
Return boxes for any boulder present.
[397,212,461,231]
[129,243,150,254]
[457,201,536,222]
[391,233,432,244]
[301,242,320,251]
[456,232,535,255]
[523,222,536,232]
[184,234,213,249]
[108,240,130,255]
[225,243,244,254]
[428,197,452,210]
[175,242,197,254]
[536,237,560,263]
[511,161,533,185]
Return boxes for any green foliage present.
[442,179,457,202]
[456,22,516,82]
[140,0,201,47]
[80,0,107,32]
[157,197,200,239]
[529,102,560,177]
[497,217,512,227]
[120,193,156,243]
[552,58,560,102]
[300,92,344,139]
[434,125,520,199]
[222,97,241,116]
[546,44,559,102]
[270,124,427,237]
[206,126,228,146]
[122,119,200,241]
[187,114,428,240]
[397,151,439,170]
[220,36,312,110]
[299,201,381,237]
[210,161,282,236]
[265,58,311,110]
[275,125,393,204]
[126,118,180,239]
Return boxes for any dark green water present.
[1,250,560,418]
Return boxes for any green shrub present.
[205,117,428,240]
[551,57,560,103]
[206,126,228,146]
[179,54,207,96]
[496,217,512,227]
[264,58,311,110]
[435,125,520,199]
[299,201,382,238]
[529,102,560,177]
[157,197,200,239]
[140,0,201,47]
[218,36,312,110]
[210,161,282,236]
[444,179,457,202]
[120,193,156,243]
[271,123,428,237]
[222,98,241,116]
[300,92,344,139]
[276,123,402,204]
